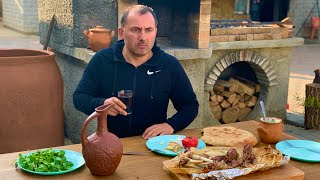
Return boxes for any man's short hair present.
[120,5,158,28]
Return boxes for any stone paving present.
[0,20,319,144]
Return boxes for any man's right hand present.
[104,97,128,116]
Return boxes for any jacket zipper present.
[128,67,137,133]
[132,67,137,113]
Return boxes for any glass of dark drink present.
[117,90,133,114]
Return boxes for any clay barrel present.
[0,49,64,154]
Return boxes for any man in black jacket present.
[73,5,199,139]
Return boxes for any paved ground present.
[0,21,319,144]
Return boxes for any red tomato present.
[182,136,198,149]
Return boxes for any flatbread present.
[200,126,258,147]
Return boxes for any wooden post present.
[305,83,320,130]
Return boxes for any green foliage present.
[294,93,320,109]
[17,148,73,172]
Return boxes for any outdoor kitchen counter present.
[71,45,214,64]
[0,120,318,179]
[68,37,303,64]
[210,37,304,51]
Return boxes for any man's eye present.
[131,29,139,32]
[146,29,154,33]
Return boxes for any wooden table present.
[0,121,319,179]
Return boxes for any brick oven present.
[201,20,299,125]
[118,0,211,49]
[202,37,303,127]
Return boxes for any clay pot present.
[84,26,115,52]
[0,49,64,154]
[257,117,284,144]
[81,104,123,176]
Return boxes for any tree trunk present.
[305,83,320,130]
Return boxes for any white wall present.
[2,0,39,34]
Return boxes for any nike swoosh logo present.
[147,70,161,75]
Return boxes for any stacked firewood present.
[209,77,260,124]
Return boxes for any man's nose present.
[139,31,147,40]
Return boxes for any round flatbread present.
[200,126,258,147]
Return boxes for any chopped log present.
[233,104,241,111]
[222,107,238,124]
[238,95,245,102]
[305,83,320,130]
[244,94,251,101]
[229,83,238,92]
[255,84,261,93]
[240,82,255,96]
[210,100,219,106]
[210,94,224,105]
[229,78,244,94]
[232,98,239,107]
[211,105,222,120]
[213,85,224,93]
[217,94,224,103]
[237,102,246,109]
[238,107,252,121]
[221,91,234,98]
[245,96,257,107]
[215,79,232,88]
[220,100,231,109]
[228,78,238,84]
[235,76,257,87]
[231,77,255,96]
[228,93,237,104]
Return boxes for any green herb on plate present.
[17,148,74,172]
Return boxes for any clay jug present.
[81,104,123,176]
[0,49,64,154]
[257,117,284,144]
[84,26,115,52]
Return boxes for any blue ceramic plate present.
[146,135,206,156]
[276,140,320,162]
[17,149,85,175]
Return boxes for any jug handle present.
[81,104,114,146]
[83,30,90,38]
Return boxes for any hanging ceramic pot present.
[84,26,115,52]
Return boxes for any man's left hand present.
[142,123,174,140]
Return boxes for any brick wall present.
[289,0,319,38]
[2,0,39,34]
[210,26,292,42]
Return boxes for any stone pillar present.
[38,0,118,143]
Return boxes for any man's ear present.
[118,27,124,39]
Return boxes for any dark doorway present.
[250,0,289,22]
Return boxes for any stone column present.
[38,0,118,143]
